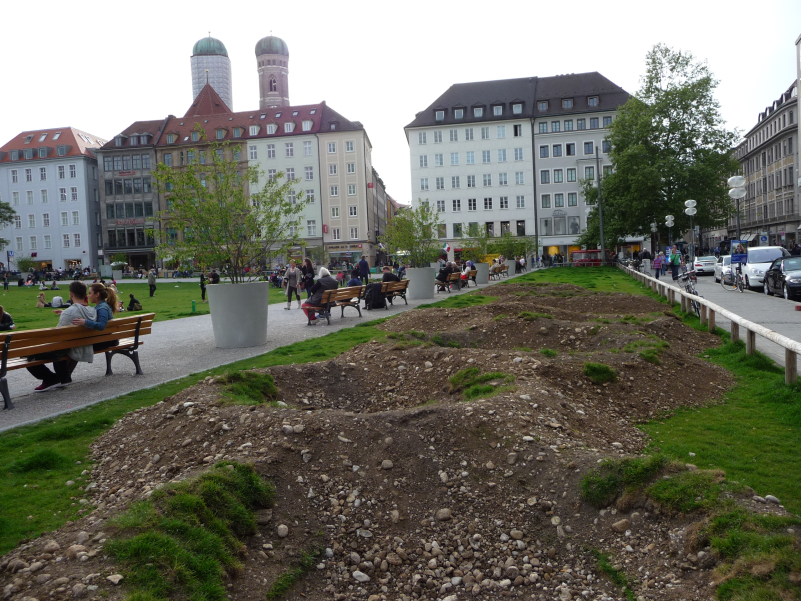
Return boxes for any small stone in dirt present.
[353,571,370,582]
[75,531,89,545]
[436,508,453,521]
[425,361,433,368]
[106,575,123,585]
[765,495,781,504]
[519,394,531,401]
[293,424,305,433]
[72,583,88,598]
[611,519,631,533]
[510,530,524,540]
[42,540,60,553]
[390,510,400,523]
[381,460,394,470]
[551,516,561,526]
[611,442,623,449]
[65,545,87,559]
[29,561,44,572]
[507,453,518,465]
[485,461,495,470]
[689,452,696,457]
[276,524,289,538]
[255,509,273,524]
[513,357,523,363]
[281,425,294,435]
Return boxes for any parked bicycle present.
[678,266,702,317]
[720,261,745,293]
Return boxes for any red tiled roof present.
[98,119,167,151]
[0,127,106,163]
[184,83,233,117]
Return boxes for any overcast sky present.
[2,0,799,204]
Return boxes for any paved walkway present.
[1,273,524,432]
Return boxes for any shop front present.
[326,243,365,269]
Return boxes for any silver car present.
[741,246,791,290]
[714,255,731,283]
[692,255,717,275]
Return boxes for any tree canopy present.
[380,201,442,268]
[578,44,738,249]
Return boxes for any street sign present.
[760,235,768,242]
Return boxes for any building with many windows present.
[727,81,798,250]
[0,127,105,272]
[405,73,630,260]
[191,35,233,110]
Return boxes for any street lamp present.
[665,214,675,247]
[650,222,658,255]
[684,200,697,262]
[728,176,746,244]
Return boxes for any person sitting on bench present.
[346,269,362,288]
[0,306,15,331]
[381,266,400,283]
[436,262,453,291]
[27,281,97,393]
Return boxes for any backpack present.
[364,283,385,310]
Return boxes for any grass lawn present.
[0,281,293,330]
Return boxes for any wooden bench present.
[382,280,410,307]
[499,264,510,278]
[0,313,155,410]
[436,272,462,293]
[466,269,478,287]
[305,286,364,325]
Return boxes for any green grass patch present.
[581,455,667,508]
[646,469,729,513]
[431,333,461,348]
[514,346,532,352]
[591,550,635,601]
[539,348,558,358]
[417,293,498,310]
[106,462,274,601]
[448,367,515,401]
[518,311,553,320]
[266,546,324,599]
[583,362,617,384]
[511,266,645,295]
[493,314,508,321]
[0,317,391,554]
[216,370,279,405]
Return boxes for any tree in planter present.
[151,137,308,284]
[459,223,493,264]
[15,255,39,274]
[380,201,442,268]
[109,253,128,270]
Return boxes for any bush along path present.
[0,267,799,601]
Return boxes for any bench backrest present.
[469,269,477,277]
[447,272,461,282]
[500,264,509,272]
[320,286,364,305]
[382,280,409,294]
[0,313,155,360]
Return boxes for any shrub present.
[583,362,617,384]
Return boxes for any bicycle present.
[720,261,745,293]
[677,266,702,317]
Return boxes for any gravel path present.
[0,273,525,432]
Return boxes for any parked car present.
[714,255,731,283]
[741,246,790,290]
[693,256,717,275]
[762,256,801,300]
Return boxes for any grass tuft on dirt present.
[518,311,553,320]
[217,371,279,405]
[417,293,497,310]
[591,550,636,601]
[581,455,667,508]
[539,348,558,358]
[431,333,461,348]
[646,469,729,513]
[448,367,515,401]
[583,362,617,384]
[266,546,324,600]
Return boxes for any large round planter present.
[475,263,490,285]
[207,281,269,348]
[406,267,436,301]
[112,269,123,281]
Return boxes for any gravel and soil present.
[1,281,796,601]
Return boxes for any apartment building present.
[405,72,630,260]
[0,127,105,272]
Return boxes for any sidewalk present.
[0,272,525,432]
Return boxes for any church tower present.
[255,35,289,109]
[190,35,233,110]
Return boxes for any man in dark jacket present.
[381,266,400,283]
[302,268,338,324]
[435,262,453,291]
[358,257,369,284]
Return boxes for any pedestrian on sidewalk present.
[283,260,302,310]
[200,272,207,302]
[358,256,369,285]
[147,269,157,297]
[301,258,315,299]
[653,252,663,279]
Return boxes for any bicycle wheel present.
[736,274,744,293]
[720,272,736,291]
[690,299,700,317]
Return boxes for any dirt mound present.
[2,282,781,601]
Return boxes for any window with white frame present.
[484,197,492,210]
[25,169,32,182]
[455,109,464,119]
[285,143,294,157]
[330,185,339,196]
[12,192,19,206]
[420,178,429,191]
[497,125,506,138]
[516,195,525,208]
[332,227,341,240]
[435,177,445,190]
[288,225,297,236]
[350,227,358,240]
[450,153,459,166]
[348,184,356,196]
[513,124,522,137]
[346,162,355,174]
[345,141,354,152]
[249,145,258,160]
[286,167,295,181]
[514,148,524,161]
[267,169,276,180]
[433,131,442,143]
[482,150,491,164]
[481,127,489,140]
[27,214,35,228]
[331,207,340,218]
[44,234,51,249]
[467,175,475,188]
[249,125,259,135]
[498,173,508,186]
[418,132,426,144]
[73,233,81,247]
[451,176,460,188]
[436,200,445,212]
[328,142,337,153]
[59,188,67,202]
[42,212,50,227]
[302,120,312,131]
[435,110,444,121]
[464,128,473,141]
[515,171,525,185]
[62,233,70,248]
[306,190,315,203]
[15,237,22,250]
[303,140,312,156]
[305,166,314,180]
[29,236,36,250]
[72,211,79,225]
[40,167,47,181]
[262,144,273,159]
[267,124,276,134]
[465,151,474,165]
[468,198,477,211]
[494,105,503,116]
[419,155,428,168]
[513,103,522,114]
[287,190,297,204]
[452,199,461,211]
[449,129,458,142]
[11,170,18,183]
[483,174,492,186]
[307,220,316,236]
[498,149,507,162]
[26,191,33,205]
[69,164,76,178]
[329,163,338,175]
[499,196,509,209]
[60,211,69,226]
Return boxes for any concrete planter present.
[407,267,436,301]
[475,263,490,285]
[207,281,269,348]
[112,270,123,281]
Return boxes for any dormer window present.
[302,120,312,132]
[562,98,573,109]
[189,131,198,142]
[24,149,33,159]
[233,127,242,138]
[285,122,295,133]
[140,134,149,144]
[454,109,464,119]
[10,150,18,160]
[249,125,259,136]
[512,103,522,114]
[115,136,124,147]
[267,124,276,134]
[330,123,337,131]
[588,96,599,107]
[493,106,502,116]
[167,134,176,144]
[216,129,225,140]
[538,101,548,111]
[435,110,444,121]
[130,136,138,146]
[473,107,483,118]
[38,148,47,158]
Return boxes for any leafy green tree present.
[0,202,15,249]
[307,245,328,267]
[460,223,494,263]
[15,255,38,273]
[380,201,442,267]
[579,44,738,249]
[151,137,307,284]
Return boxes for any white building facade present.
[0,127,105,272]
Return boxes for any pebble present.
[510,530,524,540]
[106,575,124,585]
[424,361,433,368]
[506,453,518,465]
[65,545,87,559]
[276,524,289,538]
[551,516,561,526]
[72,583,88,598]
[435,508,453,521]
[28,562,44,573]
[765,495,781,504]
[381,460,394,470]
[353,570,370,582]
[42,540,60,553]
[611,442,623,449]
[611,519,631,533]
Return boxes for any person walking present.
[147,268,157,297]
[199,272,207,302]
[358,256,369,285]
[669,245,682,281]
[283,260,302,310]
[2,273,8,291]
[301,258,315,299]
[652,252,662,279]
